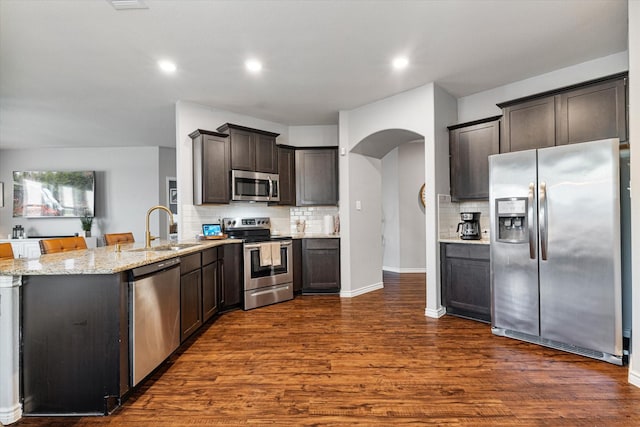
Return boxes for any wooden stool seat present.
[39,237,88,254]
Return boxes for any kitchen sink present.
[128,243,202,252]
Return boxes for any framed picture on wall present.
[167,177,177,215]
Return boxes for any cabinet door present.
[221,243,243,311]
[556,77,627,145]
[295,148,338,206]
[450,120,499,200]
[230,128,255,171]
[302,238,340,293]
[501,96,555,153]
[180,269,202,341]
[277,146,296,205]
[193,133,229,204]
[292,239,303,294]
[202,261,219,322]
[255,134,278,173]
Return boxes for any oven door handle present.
[244,241,292,250]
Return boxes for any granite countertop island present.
[0,238,241,276]
[439,237,490,245]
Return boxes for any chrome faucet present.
[145,205,175,248]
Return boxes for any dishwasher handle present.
[131,257,180,279]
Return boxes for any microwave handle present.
[268,177,273,200]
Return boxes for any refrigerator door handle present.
[539,181,548,261]
[528,182,536,259]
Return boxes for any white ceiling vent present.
[108,0,148,10]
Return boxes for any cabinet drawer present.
[180,252,202,274]
[303,238,339,250]
[202,247,219,266]
[444,243,489,260]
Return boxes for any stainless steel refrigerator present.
[489,138,622,365]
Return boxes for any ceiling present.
[0,0,628,150]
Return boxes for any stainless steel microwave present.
[231,170,280,202]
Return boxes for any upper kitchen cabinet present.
[295,147,339,206]
[498,73,627,153]
[190,129,230,205]
[448,116,500,200]
[555,77,627,145]
[500,96,555,153]
[216,123,279,174]
[276,145,296,206]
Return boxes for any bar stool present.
[0,242,14,260]
[39,236,88,254]
[103,232,135,246]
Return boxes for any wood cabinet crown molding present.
[216,123,280,138]
[496,71,627,109]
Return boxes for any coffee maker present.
[457,212,481,240]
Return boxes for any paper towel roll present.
[323,215,334,235]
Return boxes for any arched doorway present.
[348,128,426,285]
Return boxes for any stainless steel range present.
[223,217,293,310]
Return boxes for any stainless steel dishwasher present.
[129,257,181,386]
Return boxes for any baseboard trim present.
[629,364,640,388]
[425,306,446,318]
[0,400,22,425]
[382,266,427,273]
[340,282,384,298]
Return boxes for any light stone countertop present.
[0,239,242,276]
[439,237,490,245]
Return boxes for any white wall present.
[627,0,640,387]
[0,147,172,242]
[382,142,427,273]
[338,83,454,307]
[382,148,400,270]
[457,51,629,123]
[289,125,338,147]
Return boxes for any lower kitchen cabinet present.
[180,252,203,342]
[302,238,340,294]
[221,243,243,311]
[440,242,490,323]
[202,247,221,322]
[292,239,303,294]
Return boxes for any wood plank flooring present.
[14,272,640,426]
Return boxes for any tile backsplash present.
[289,206,339,234]
[437,194,490,239]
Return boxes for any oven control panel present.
[223,217,271,230]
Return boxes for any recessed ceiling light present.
[245,59,263,73]
[392,56,409,70]
[158,60,177,73]
[108,0,148,10]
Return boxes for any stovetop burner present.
[223,217,291,243]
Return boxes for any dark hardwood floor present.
[15,272,640,426]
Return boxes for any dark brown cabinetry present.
[221,243,243,311]
[499,73,627,153]
[295,148,339,206]
[202,247,220,322]
[440,243,490,323]
[190,129,230,205]
[302,238,340,294]
[217,123,279,174]
[501,96,555,153]
[555,77,626,145]
[180,252,203,341]
[292,238,303,294]
[448,116,500,200]
[277,145,296,206]
[21,273,129,415]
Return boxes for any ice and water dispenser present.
[495,198,528,243]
